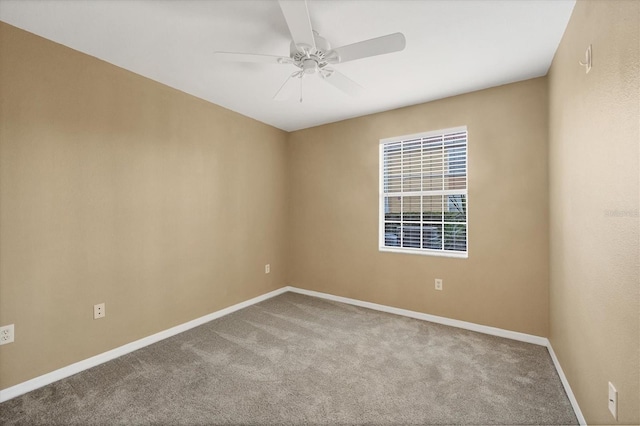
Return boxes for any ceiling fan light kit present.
[214,0,406,102]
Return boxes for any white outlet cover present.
[0,324,15,345]
[608,382,617,420]
[265,264,270,274]
[435,279,443,290]
[93,303,106,319]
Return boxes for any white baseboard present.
[285,286,585,424]
[0,286,289,403]
[0,284,585,426]
[546,341,587,425]
[285,286,548,346]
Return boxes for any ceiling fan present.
[214,0,406,102]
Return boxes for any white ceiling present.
[0,0,575,132]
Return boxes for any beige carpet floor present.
[0,292,577,425]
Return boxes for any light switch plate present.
[608,382,617,420]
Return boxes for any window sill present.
[379,247,468,259]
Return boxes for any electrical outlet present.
[0,324,14,345]
[265,264,270,274]
[435,279,443,291]
[93,303,106,319]
[608,382,617,420]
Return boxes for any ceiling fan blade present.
[321,68,363,97]
[274,72,302,101]
[278,0,316,52]
[214,51,293,64]
[327,32,406,64]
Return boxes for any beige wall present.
[0,23,288,389]
[288,77,550,337]
[548,1,640,424]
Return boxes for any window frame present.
[378,126,468,258]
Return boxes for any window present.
[379,127,468,257]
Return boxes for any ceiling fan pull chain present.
[299,74,303,103]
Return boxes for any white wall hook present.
[579,44,592,73]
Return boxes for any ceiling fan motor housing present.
[290,31,334,74]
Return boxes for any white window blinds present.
[379,127,468,257]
